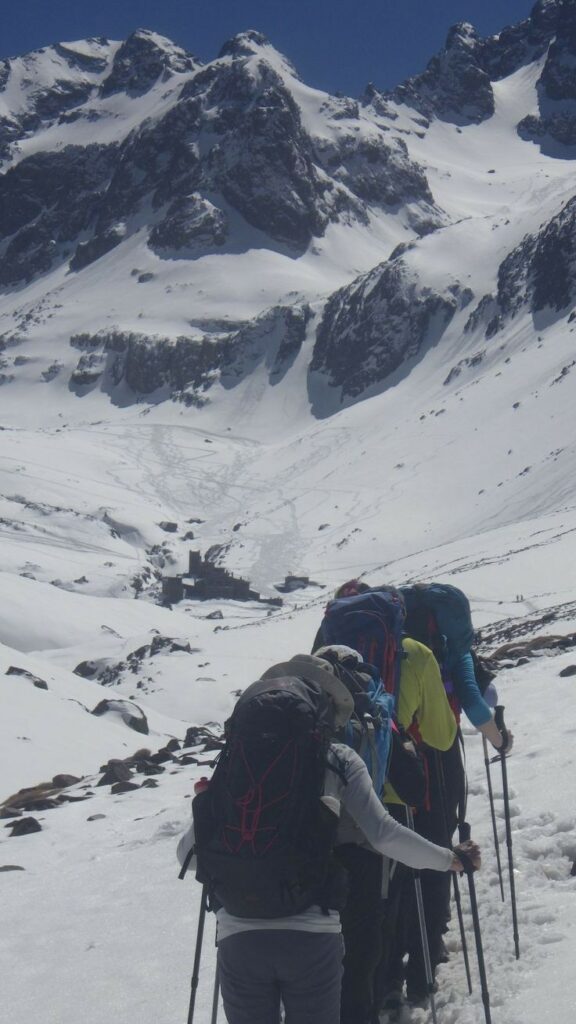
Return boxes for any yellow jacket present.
[384,637,457,804]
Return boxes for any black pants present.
[335,844,385,1024]
[376,737,465,1003]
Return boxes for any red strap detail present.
[228,739,301,853]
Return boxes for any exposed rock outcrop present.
[0,30,439,289]
[67,303,311,402]
[466,195,576,336]
[310,257,464,407]
[517,1,576,151]
[100,29,198,97]
[391,23,495,125]
[91,699,149,735]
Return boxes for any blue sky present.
[2,0,535,96]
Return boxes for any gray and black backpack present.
[192,675,348,919]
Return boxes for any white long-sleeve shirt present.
[177,742,453,940]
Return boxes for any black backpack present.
[192,676,347,919]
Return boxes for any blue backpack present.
[399,582,477,714]
[400,583,474,658]
[314,589,406,791]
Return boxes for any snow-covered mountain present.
[2,3,576,1022]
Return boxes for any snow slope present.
[2,6,576,1023]
[2,644,576,1024]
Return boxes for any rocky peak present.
[100,28,198,97]
[217,30,300,83]
[218,30,271,59]
[540,0,576,99]
[387,4,576,127]
[391,19,494,125]
[530,0,563,32]
[53,40,112,73]
[445,21,480,49]
[515,0,576,149]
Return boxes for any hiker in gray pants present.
[178,737,479,1024]
[218,931,343,1024]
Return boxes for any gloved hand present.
[451,840,481,873]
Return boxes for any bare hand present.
[494,728,514,755]
[451,840,481,872]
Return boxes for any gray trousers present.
[217,930,344,1024]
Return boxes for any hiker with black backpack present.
[312,583,461,1021]
[177,657,480,1024]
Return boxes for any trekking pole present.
[482,735,505,902]
[186,883,208,1024]
[211,964,220,1024]
[435,752,473,995]
[493,706,520,959]
[405,807,438,1024]
[452,873,473,993]
[457,828,492,1024]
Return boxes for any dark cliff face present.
[99,29,197,97]
[391,22,496,126]
[518,0,576,150]
[499,196,576,316]
[0,30,439,287]
[379,2,573,131]
[0,144,119,285]
[67,304,312,404]
[465,195,576,340]
[4,10,575,416]
[310,257,463,409]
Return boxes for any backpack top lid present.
[261,655,354,728]
[227,675,338,749]
[399,582,474,660]
[322,586,406,639]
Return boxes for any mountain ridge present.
[3,2,576,423]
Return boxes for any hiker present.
[177,658,480,1024]
[311,588,459,1021]
[386,580,514,1010]
[398,582,514,756]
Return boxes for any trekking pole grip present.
[494,705,509,753]
[457,849,477,875]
